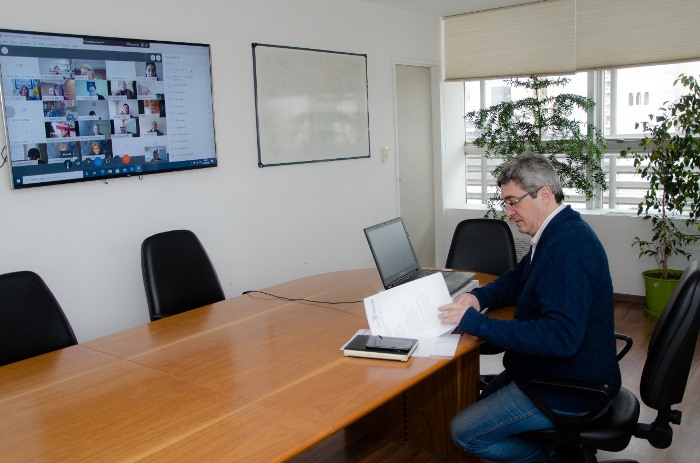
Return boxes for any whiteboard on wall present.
[252,43,371,167]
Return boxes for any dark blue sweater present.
[458,206,621,411]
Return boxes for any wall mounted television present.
[0,29,217,189]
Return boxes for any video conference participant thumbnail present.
[144,118,166,136]
[109,100,139,120]
[136,80,164,99]
[81,139,113,159]
[79,120,112,139]
[77,100,109,120]
[46,141,79,160]
[9,79,41,100]
[142,61,161,80]
[111,80,136,99]
[44,100,78,119]
[40,80,76,101]
[46,121,77,139]
[12,144,48,164]
[76,81,107,100]
[39,58,73,79]
[146,146,168,162]
[139,99,166,117]
[113,118,139,137]
[74,61,106,80]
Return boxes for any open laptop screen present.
[364,217,420,287]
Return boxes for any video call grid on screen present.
[0,29,217,189]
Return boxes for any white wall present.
[0,0,441,341]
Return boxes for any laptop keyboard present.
[395,269,472,296]
[417,269,458,280]
[415,269,440,278]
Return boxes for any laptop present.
[364,217,475,296]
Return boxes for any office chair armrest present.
[526,377,614,449]
[615,332,633,361]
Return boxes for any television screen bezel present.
[0,28,218,189]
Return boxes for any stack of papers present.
[362,272,466,358]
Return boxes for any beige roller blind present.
[444,0,575,81]
[444,0,700,81]
[576,0,700,70]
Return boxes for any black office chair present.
[522,260,700,463]
[446,218,517,276]
[141,229,225,321]
[447,218,518,386]
[0,270,78,366]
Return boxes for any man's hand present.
[437,292,481,325]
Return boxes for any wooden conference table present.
[0,268,509,462]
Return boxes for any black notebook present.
[342,331,419,361]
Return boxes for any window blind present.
[444,0,700,81]
[444,0,575,81]
[576,0,700,70]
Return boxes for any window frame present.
[463,63,700,211]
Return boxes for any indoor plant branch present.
[622,73,700,279]
[466,75,607,216]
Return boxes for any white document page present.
[414,332,461,358]
[364,272,457,339]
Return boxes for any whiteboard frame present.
[252,43,371,167]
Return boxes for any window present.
[464,61,700,210]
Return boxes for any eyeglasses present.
[500,192,531,211]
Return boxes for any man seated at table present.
[438,153,620,463]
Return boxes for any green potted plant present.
[466,75,608,215]
[621,73,700,316]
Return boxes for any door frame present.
[392,58,444,266]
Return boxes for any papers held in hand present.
[342,330,418,361]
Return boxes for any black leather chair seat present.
[523,387,640,452]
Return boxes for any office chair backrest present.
[0,270,78,366]
[446,218,517,276]
[141,229,225,321]
[640,260,700,411]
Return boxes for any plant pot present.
[641,269,684,316]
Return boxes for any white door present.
[396,64,435,267]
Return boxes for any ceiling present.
[359,0,544,18]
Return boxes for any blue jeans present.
[451,372,556,463]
